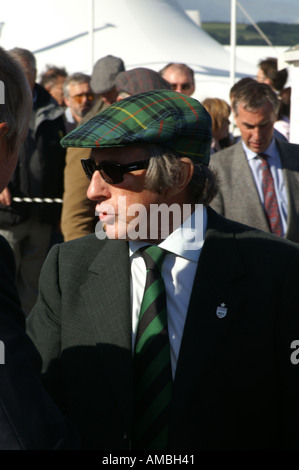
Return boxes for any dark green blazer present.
[27,207,299,450]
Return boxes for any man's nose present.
[175,85,183,93]
[252,126,263,140]
[87,170,111,201]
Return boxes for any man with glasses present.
[159,62,195,96]
[63,72,95,133]
[27,90,299,450]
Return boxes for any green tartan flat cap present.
[61,90,212,165]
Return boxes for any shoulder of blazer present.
[209,140,244,167]
[206,206,299,262]
[53,233,129,275]
[275,138,299,171]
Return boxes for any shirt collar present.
[129,204,207,262]
[65,107,76,123]
[242,137,277,161]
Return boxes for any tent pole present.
[89,0,94,73]
[230,0,237,92]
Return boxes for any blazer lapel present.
[232,143,270,231]
[171,208,246,418]
[79,239,133,425]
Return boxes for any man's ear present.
[0,122,9,138]
[64,97,70,107]
[166,157,194,198]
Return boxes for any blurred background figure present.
[256,57,288,91]
[63,72,95,133]
[39,65,68,106]
[115,66,171,99]
[0,46,79,449]
[159,62,195,96]
[256,57,291,141]
[202,97,232,153]
[61,55,125,242]
[0,47,66,316]
[90,54,125,107]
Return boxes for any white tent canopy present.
[1,0,256,101]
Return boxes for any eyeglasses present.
[170,83,193,91]
[69,93,95,103]
[81,158,149,184]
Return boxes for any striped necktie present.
[258,153,283,236]
[132,245,173,450]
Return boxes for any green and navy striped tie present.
[132,245,173,450]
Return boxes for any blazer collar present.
[80,239,133,425]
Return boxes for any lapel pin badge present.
[216,303,228,318]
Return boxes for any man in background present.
[0,46,78,449]
[0,47,66,316]
[160,62,195,96]
[39,64,68,106]
[210,80,299,242]
[63,72,95,133]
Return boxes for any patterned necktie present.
[258,153,283,236]
[132,245,173,450]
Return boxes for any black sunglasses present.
[81,158,149,184]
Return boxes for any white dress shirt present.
[242,138,288,236]
[129,204,207,379]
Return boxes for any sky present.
[178,0,299,24]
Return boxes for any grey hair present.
[8,48,36,83]
[144,144,218,205]
[233,81,280,117]
[159,62,195,82]
[63,72,91,98]
[0,47,32,152]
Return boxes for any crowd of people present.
[0,44,298,451]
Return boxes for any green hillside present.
[202,22,299,46]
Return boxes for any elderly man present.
[27,90,299,450]
[210,80,299,242]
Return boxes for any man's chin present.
[103,223,128,240]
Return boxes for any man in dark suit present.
[210,80,299,243]
[0,47,78,449]
[27,90,299,450]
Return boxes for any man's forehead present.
[90,144,148,160]
[238,102,276,117]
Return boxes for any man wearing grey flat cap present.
[28,90,299,451]
[91,54,125,106]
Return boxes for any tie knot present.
[257,153,270,161]
[140,245,165,273]
[257,153,271,169]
